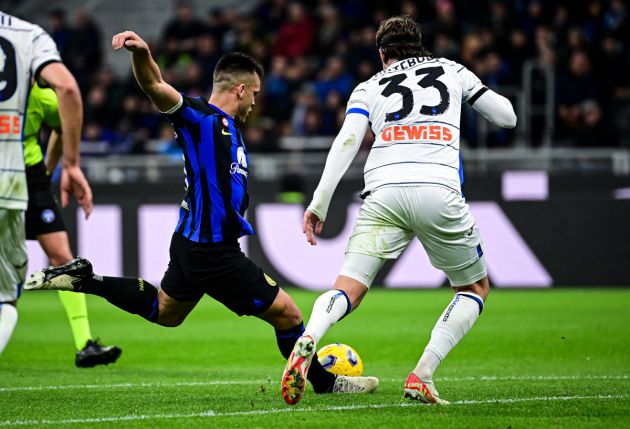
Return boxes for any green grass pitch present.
[1,288,629,428]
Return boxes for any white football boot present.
[25,257,93,292]
[333,375,379,394]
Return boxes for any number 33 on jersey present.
[348,57,487,195]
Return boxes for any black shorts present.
[25,162,66,240]
[160,232,279,316]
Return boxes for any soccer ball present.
[317,343,364,376]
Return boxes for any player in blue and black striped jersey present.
[25,30,379,398]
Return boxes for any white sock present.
[303,290,351,344]
[0,303,18,354]
[414,292,484,381]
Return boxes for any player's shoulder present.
[0,12,44,35]
[184,94,209,109]
[351,80,369,95]
[178,94,217,118]
[432,57,468,74]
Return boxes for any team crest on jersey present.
[41,209,55,224]
[222,117,229,128]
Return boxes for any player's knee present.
[156,313,186,327]
[157,317,182,328]
[454,276,490,301]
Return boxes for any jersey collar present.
[208,103,234,121]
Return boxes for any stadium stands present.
[4,1,630,158]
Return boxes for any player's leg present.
[282,190,409,404]
[256,288,338,394]
[25,170,120,364]
[404,186,488,404]
[280,255,384,405]
[0,301,18,354]
[302,189,410,346]
[301,257,380,346]
[36,230,121,366]
[25,233,202,327]
[26,257,200,326]
[189,246,338,396]
[0,209,27,354]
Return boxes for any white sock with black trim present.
[304,289,352,345]
[414,292,484,381]
[0,303,18,354]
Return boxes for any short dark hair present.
[376,15,431,62]
[213,52,264,90]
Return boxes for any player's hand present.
[61,165,93,219]
[112,31,148,53]
[303,210,324,246]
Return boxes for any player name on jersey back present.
[347,57,486,195]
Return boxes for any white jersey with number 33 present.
[348,57,486,195]
[0,12,60,210]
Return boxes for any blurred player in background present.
[282,15,517,405]
[23,82,120,367]
[26,30,378,398]
[0,11,92,355]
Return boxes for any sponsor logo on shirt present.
[230,146,249,176]
[381,124,453,143]
[0,114,20,135]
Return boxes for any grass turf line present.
[0,288,629,428]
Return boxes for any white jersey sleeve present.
[346,82,369,115]
[30,26,61,78]
[0,13,61,210]
[458,65,517,128]
[458,65,486,103]
[308,92,369,221]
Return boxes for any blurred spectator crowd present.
[44,0,630,153]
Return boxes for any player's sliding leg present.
[281,252,383,405]
[404,275,489,405]
[37,231,121,367]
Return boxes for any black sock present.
[275,322,336,393]
[79,275,159,322]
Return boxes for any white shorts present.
[0,209,27,302]
[340,186,487,287]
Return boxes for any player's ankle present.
[413,367,433,382]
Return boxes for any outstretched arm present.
[304,113,369,245]
[112,31,181,112]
